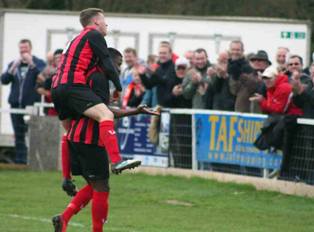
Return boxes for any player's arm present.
[88,31,122,91]
[109,105,160,118]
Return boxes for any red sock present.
[61,135,71,179]
[62,185,93,223]
[92,191,110,232]
[99,120,121,164]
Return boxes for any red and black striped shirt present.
[67,117,103,146]
[52,25,121,91]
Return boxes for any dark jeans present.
[10,113,28,164]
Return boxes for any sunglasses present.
[288,63,301,66]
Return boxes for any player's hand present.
[136,104,160,116]
[111,90,120,102]
[62,179,77,197]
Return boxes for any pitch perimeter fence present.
[0,105,314,185]
[117,109,314,185]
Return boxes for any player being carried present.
[51,8,139,176]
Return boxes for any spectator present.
[140,55,159,108]
[182,48,211,109]
[184,50,195,68]
[146,54,158,73]
[227,40,255,112]
[171,57,192,108]
[1,39,46,164]
[120,47,138,91]
[276,47,290,72]
[247,50,272,112]
[159,41,179,63]
[286,55,312,86]
[205,51,235,111]
[250,50,271,73]
[249,66,303,115]
[121,67,146,108]
[290,63,314,118]
[217,50,229,64]
[36,48,63,116]
[139,42,177,107]
[37,50,55,84]
[46,50,54,66]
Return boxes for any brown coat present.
[229,72,263,113]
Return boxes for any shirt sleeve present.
[87,30,122,91]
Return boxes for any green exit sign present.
[281,31,306,39]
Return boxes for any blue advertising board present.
[195,113,282,169]
[117,114,168,167]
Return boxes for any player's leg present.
[68,86,141,173]
[83,103,122,164]
[61,133,77,196]
[58,119,77,196]
[89,179,110,232]
[82,103,141,174]
[52,184,93,232]
[84,104,141,173]
[52,142,95,232]
[86,73,142,173]
[67,85,121,165]
[74,142,110,232]
[61,119,71,180]
[51,86,77,194]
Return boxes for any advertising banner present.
[195,113,282,169]
[117,114,168,167]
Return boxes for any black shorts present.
[51,84,103,120]
[69,141,109,181]
[87,72,110,105]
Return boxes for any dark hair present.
[230,40,244,51]
[108,47,122,59]
[289,54,303,65]
[124,47,137,57]
[19,39,32,48]
[53,49,63,56]
[194,48,208,57]
[159,41,172,53]
[79,8,104,27]
[147,54,157,64]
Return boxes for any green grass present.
[0,170,314,232]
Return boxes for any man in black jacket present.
[1,39,46,164]
[139,42,178,107]
[291,62,314,118]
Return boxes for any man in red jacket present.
[249,66,303,115]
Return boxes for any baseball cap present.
[262,66,278,79]
[175,57,189,69]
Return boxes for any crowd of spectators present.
[112,40,314,119]
[2,38,314,164]
[24,39,314,119]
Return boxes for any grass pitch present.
[0,169,314,232]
